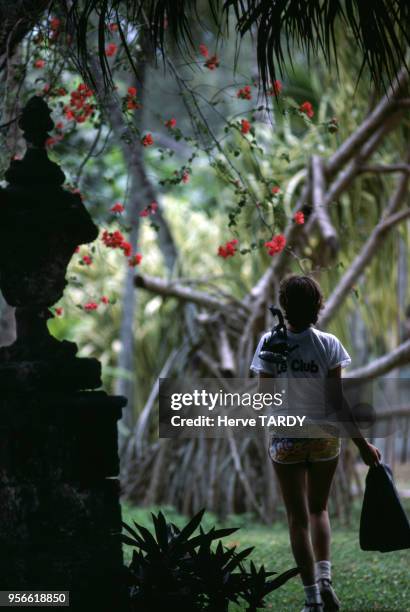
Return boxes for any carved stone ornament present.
[0,96,99,381]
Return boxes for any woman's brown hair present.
[279,274,324,330]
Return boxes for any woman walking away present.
[250,275,381,612]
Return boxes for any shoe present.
[301,603,323,612]
[319,578,340,611]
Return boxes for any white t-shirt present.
[250,327,351,424]
[250,326,351,378]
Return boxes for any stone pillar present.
[0,97,127,609]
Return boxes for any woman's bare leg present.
[273,461,315,585]
[307,457,339,562]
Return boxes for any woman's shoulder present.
[258,330,277,343]
[310,327,341,347]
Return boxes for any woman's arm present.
[328,366,381,466]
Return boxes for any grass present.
[121,502,410,612]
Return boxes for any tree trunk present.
[88,42,179,443]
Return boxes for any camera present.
[258,307,298,364]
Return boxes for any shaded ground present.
[122,501,410,612]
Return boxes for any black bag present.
[360,463,410,552]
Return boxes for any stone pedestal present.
[0,390,126,609]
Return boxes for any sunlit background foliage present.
[0,11,408,416]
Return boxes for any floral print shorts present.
[269,437,341,464]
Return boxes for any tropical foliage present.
[122,508,299,611]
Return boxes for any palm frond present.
[59,0,221,87]
[225,0,410,90]
[56,0,410,90]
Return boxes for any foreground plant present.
[122,509,298,611]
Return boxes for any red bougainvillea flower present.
[127,98,140,110]
[128,253,143,267]
[218,239,239,259]
[110,202,125,214]
[139,201,158,217]
[241,119,251,134]
[271,186,281,195]
[100,296,110,304]
[273,80,282,94]
[34,59,45,69]
[102,229,125,249]
[84,302,99,312]
[125,86,141,110]
[109,23,118,32]
[268,80,282,96]
[165,118,177,129]
[237,86,252,100]
[205,55,219,70]
[199,43,209,58]
[294,211,305,225]
[121,241,132,257]
[64,83,95,123]
[142,133,154,147]
[50,17,60,31]
[182,171,190,184]
[105,43,117,57]
[300,101,314,118]
[265,234,286,256]
[55,307,63,316]
[102,229,132,258]
[82,255,93,266]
